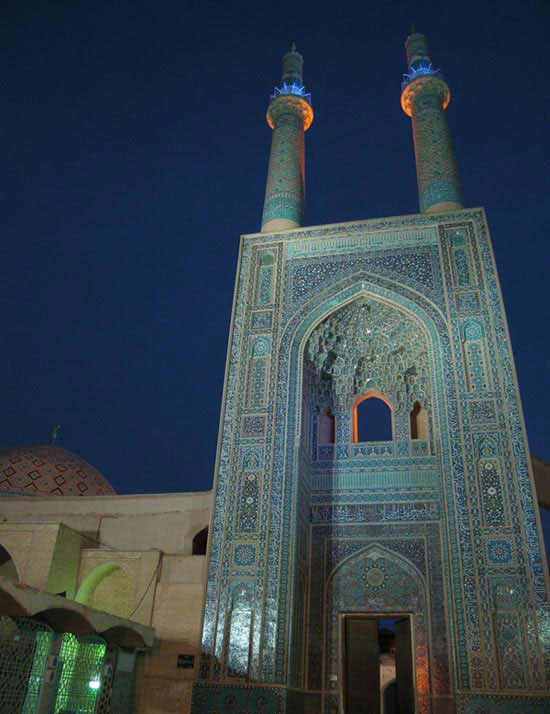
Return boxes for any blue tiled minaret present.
[261,45,314,232]
[401,32,463,213]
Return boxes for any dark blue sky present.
[3,1,549,527]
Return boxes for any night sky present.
[3,2,549,540]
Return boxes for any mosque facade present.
[1,31,550,714]
[191,33,550,714]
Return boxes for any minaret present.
[261,44,314,232]
[401,32,463,214]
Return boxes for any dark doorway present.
[342,614,414,714]
[192,527,208,555]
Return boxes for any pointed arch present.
[75,563,121,605]
[281,275,448,468]
[192,527,208,555]
[325,542,429,714]
[270,274,454,680]
[292,272,447,356]
[352,390,394,443]
[292,277,442,431]
[326,541,427,589]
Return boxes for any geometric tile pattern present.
[233,543,257,567]
[0,445,115,496]
[494,612,529,689]
[486,537,515,565]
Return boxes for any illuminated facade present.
[193,34,550,714]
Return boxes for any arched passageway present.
[327,545,428,714]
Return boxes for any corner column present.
[261,45,314,232]
[401,33,463,214]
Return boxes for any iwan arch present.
[193,31,550,714]
[283,282,450,711]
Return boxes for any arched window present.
[318,408,335,444]
[192,527,208,555]
[352,392,393,443]
[0,545,19,582]
[410,401,429,440]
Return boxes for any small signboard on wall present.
[177,654,195,669]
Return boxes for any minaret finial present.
[281,43,304,85]
[400,32,463,213]
[261,48,314,232]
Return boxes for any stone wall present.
[136,555,208,714]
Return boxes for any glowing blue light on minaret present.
[401,60,441,90]
[271,81,311,102]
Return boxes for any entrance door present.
[344,616,380,714]
[342,615,415,714]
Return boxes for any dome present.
[0,445,115,497]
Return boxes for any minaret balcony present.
[270,81,311,103]
[401,60,441,91]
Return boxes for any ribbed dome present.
[0,445,115,497]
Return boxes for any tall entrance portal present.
[193,32,550,714]
[343,615,414,714]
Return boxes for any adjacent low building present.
[0,444,211,714]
